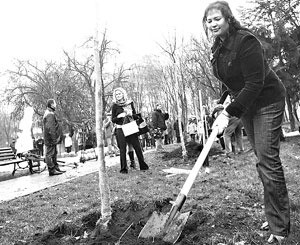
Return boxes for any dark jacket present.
[111,102,141,125]
[211,30,286,118]
[43,108,63,146]
[151,109,168,131]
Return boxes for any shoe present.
[120,169,128,174]
[204,167,210,174]
[49,169,63,176]
[55,167,66,173]
[260,221,269,231]
[267,234,286,244]
[140,165,149,171]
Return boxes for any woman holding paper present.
[111,87,149,173]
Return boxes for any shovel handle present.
[180,127,218,196]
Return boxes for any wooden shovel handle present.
[180,127,218,196]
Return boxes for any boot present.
[49,168,63,176]
[55,165,66,173]
[128,151,136,169]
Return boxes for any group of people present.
[40,1,290,242]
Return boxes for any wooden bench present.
[0,147,29,175]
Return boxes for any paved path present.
[0,155,120,203]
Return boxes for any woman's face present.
[115,90,124,101]
[206,9,229,40]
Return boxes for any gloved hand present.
[117,112,126,118]
[212,110,230,135]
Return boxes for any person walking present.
[203,1,289,243]
[151,104,169,151]
[43,99,65,176]
[64,133,73,153]
[111,87,149,174]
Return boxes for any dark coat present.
[151,109,168,131]
[111,102,141,125]
[211,29,286,118]
[43,108,63,146]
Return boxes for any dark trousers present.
[116,128,148,171]
[45,144,58,171]
[37,146,44,156]
[241,99,290,237]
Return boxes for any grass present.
[0,136,299,244]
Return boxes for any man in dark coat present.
[43,99,65,176]
[151,104,169,150]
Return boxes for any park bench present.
[0,147,46,175]
[0,147,29,175]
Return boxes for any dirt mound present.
[162,141,223,160]
[28,199,175,245]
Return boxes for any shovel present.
[139,128,219,244]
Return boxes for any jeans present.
[241,99,290,237]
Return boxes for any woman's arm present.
[226,35,264,118]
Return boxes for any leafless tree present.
[159,34,187,159]
[92,29,112,235]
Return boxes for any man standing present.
[43,99,65,176]
[151,104,169,151]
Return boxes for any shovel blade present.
[138,211,168,238]
[139,211,190,244]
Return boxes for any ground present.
[1,136,300,245]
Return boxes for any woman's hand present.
[124,109,132,116]
[212,111,230,135]
[117,112,126,118]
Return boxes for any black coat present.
[111,102,141,125]
[151,109,168,131]
[43,108,63,146]
[211,29,286,118]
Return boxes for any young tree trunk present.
[286,92,296,131]
[174,64,187,159]
[93,30,112,235]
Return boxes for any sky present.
[0,0,248,74]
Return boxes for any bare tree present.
[92,29,112,235]
[159,34,187,159]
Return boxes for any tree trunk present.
[93,30,112,236]
[174,64,187,159]
[286,92,296,131]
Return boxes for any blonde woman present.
[111,87,149,173]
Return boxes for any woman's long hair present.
[202,1,247,39]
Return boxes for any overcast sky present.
[0,0,247,73]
